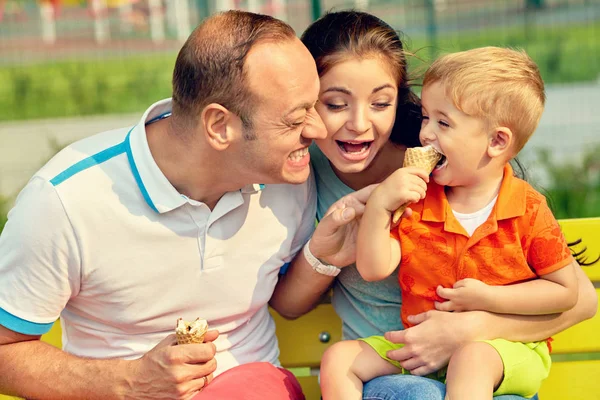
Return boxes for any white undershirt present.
[452,196,498,236]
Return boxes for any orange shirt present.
[392,164,573,328]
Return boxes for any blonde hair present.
[423,46,545,153]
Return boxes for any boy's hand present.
[434,279,492,312]
[370,166,429,214]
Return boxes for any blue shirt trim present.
[48,126,159,213]
[0,307,54,335]
[50,129,132,187]
[279,262,291,275]
[146,111,171,125]
[124,132,159,213]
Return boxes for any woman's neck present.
[332,142,406,191]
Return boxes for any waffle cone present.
[392,146,442,223]
[176,318,208,345]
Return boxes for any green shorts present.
[359,336,551,398]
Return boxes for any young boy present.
[320,47,579,400]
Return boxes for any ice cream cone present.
[392,146,442,224]
[176,317,208,345]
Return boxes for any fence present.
[0,0,598,216]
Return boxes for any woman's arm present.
[270,185,377,319]
[384,264,597,376]
[471,264,596,341]
[269,240,337,320]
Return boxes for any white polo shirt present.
[0,99,316,376]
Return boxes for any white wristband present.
[303,239,341,277]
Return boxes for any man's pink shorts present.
[194,362,305,400]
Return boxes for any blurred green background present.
[0,0,598,230]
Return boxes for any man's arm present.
[0,324,218,400]
[384,264,597,376]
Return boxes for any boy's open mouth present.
[434,154,447,170]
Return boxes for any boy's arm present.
[356,166,429,282]
[487,260,578,314]
[356,192,401,282]
[384,264,596,376]
[437,194,578,315]
[435,260,579,314]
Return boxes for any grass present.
[0,19,598,122]
[0,195,9,233]
[0,53,176,122]
[535,144,600,219]
[405,20,600,84]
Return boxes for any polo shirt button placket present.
[185,201,211,271]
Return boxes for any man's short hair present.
[172,10,296,137]
[423,46,545,153]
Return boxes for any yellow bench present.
[1,218,599,400]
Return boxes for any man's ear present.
[488,126,513,158]
[200,103,239,151]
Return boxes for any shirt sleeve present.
[0,176,81,334]
[526,198,574,276]
[280,171,317,274]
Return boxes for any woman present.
[271,10,598,400]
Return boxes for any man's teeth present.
[289,147,308,161]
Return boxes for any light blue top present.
[310,144,404,340]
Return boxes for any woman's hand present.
[384,310,483,376]
[309,184,377,267]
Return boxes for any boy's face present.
[419,81,491,188]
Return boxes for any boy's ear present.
[200,103,241,151]
[488,127,513,158]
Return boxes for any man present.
[0,11,362,400]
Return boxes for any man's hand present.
[434,278,493,312]
[383,310,484,376]
[124,330,219,400]
[309,184,377,267]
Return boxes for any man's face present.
[239,38,326,185]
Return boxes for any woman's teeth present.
[289,147,309,161]
[337,141,371,153]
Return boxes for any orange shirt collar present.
[421,163,527,224]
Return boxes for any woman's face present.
[315,57,398,174]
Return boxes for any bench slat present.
[270,305,342,369]
[539,359,600,400]
[551,289,600,354]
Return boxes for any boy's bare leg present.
[445,341,504,400]
[320,340,402,400]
